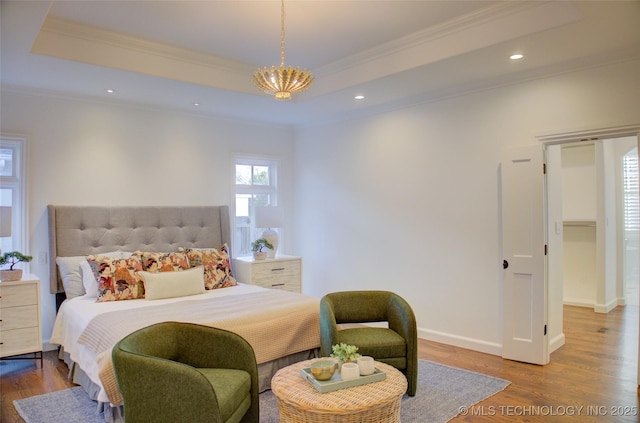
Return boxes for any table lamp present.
[255,206,283,258]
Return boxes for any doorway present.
[540,124,640,384]
[558,138,638,311]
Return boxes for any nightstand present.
[0,275,43,366]
[233,255,302,293]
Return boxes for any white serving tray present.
[300,367,386,393]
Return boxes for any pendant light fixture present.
[253,0,314,100]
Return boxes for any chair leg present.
[403,367,417,396]
[407,379,416,396]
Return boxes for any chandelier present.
[253,0,314,100]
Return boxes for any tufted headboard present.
[47,205,231,295]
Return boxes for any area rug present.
[14,360,510,423]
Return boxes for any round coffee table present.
[271,359,407,423]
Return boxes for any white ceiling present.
[2,1,640,127]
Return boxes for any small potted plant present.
[330,343,361,370]
[251,238,274,260]
[0,251,33,282]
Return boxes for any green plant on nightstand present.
[0,251,33,281]
[251,238,274,260]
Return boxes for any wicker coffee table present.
[271,359,407,423]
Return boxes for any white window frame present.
[0,135,28,263]
[232,155,280,258]
[623,146,639,232]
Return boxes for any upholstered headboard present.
[47,205,231,295]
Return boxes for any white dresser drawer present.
[0,304,39,331]
[0,283,38,308]
[253,272,301,292]
[252,260,300,278]
[0,326,41,357]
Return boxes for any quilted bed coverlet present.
[74,289,320,405]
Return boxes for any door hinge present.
[544,244,548,255]
[543,163,547,174]
[544,324,547,336]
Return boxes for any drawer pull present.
[271,283,285,287]
[271,268,285,272]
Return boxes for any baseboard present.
[564,297,619,313]
[42,339,58,352]
[549,333,565,353]
[563,298,594,308]
[418,328,502,356]
[594,298,619,313]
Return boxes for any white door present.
[501,145,549,364]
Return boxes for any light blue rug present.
[14,360,510,422]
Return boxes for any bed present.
[47,205,320,421]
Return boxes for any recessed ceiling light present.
[354,95,365,100]
[193,102,200,107]
[105,89,116,94]
[509,53,524,60]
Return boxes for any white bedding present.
[50,283,282,403]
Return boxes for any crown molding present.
[31,16,258,95]
[310,1,582,97]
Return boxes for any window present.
[0,136,27,256]
[234,156,279,257]
[623,147,639,231]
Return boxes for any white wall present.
[546,145,565,353]
[597,140,618,312]
[1,91,295,348]
[3,58,640,357]
[293,58,640,354]
[562,144,597,306]
[562,145,596,221]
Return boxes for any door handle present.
[503,260,509,269]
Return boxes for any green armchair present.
[320,290,418,396]
[112,322,259,423]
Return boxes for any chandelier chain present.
[280,0,285,67]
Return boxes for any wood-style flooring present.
[1,305,639,422]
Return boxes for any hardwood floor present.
[425,305,639,422]
[1,305,639,422]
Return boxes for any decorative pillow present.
[185,244,238,289]
[138,266,205,300]
[80,260,101,298]
[56,256,88,299]
[87,254,145,302]
[136,251,190,273]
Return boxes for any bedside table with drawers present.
[0,275,43,366]
[233,255,302,293]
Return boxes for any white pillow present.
[138,266,205,300]
[80,260,101,298]
[56,256,87,299]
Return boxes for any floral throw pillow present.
[136,251,190,273]
[185,244,238,290]
[87,254,145,302]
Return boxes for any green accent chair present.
[112,322,259,423]
[320,291,418,396]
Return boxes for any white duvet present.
[50,283,270,403]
